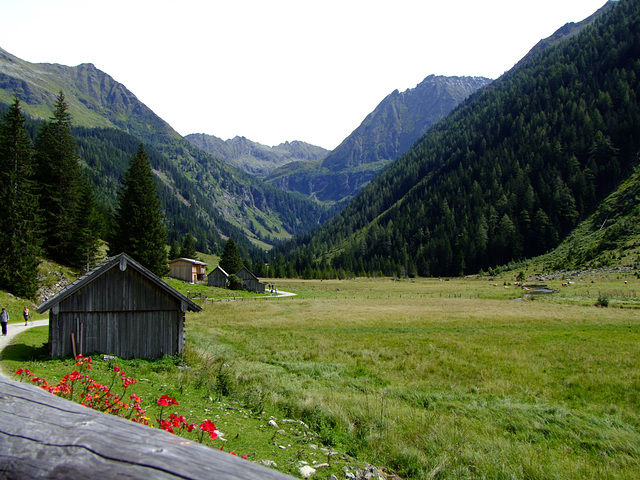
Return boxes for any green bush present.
[596,292,610,307]
[228,274,244,290]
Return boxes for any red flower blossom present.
[122,376,136,388]
[157,394,179,407]
[200,420,218,440]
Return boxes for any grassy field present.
[2,273,639,479]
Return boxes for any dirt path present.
[0,319,48,377]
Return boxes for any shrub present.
[596,292,610,307]
[228,274,244,290]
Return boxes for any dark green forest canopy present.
[276,0,640,278]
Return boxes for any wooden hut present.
[168,258,207,283]
[207,266,229,288]
[36,253,202,359]
[236,266,266,293]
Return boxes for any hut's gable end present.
[208,267,229,288]
[235,267,266,293]
[58,267,180,313]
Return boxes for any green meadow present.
[3,274,639,479]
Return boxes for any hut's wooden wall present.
[50,311,183,359]
[49,266,185,359]
[169,260,194,283]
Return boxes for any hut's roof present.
[169,257,208,266]
[211,266,229,277]
[37,253,202,314]
[236,265,259,280]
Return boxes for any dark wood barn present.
[236,266,266,293]
[207,266,229,288]
[36,253,202,359]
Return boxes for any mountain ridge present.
[265,74,492,204]
[184,133,328,177]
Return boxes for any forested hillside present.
[274,0,639,278]
[0,48,326,254]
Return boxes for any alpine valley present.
[1,0,639,279]
[0,48,487,259]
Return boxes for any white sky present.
[1,0,608,150]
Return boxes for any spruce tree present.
[0,98,41,298]
[34,91,97,267]
[168,240,181,260]
[219,238,243,274]
[110,144,168,277]
[179,233,198,260]
[74,176,102,272]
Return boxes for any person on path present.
[23,306,30,326]
[0,308,8,336]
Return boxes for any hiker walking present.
[23,306,30,326]
[0,308,8,336]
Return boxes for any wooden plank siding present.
[0,376,295,480]
[49,311,183,359]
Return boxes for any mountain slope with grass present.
[0,47,326,253]
[536,166,640,272]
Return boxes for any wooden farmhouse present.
[36,253,202,359]
[236,266,266,293]
[168,257,207,283]
[207,266,229,288]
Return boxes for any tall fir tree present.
[179,233,198,260]
[0,98,41,298]
[74,176,103,272]
[168,240,181,261]
[109,144,168,277]
[34,91,98,268]
[219,238,243,274]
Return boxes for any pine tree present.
[219,238,243,274]
[109,144,168,277]
[179,233,198,260]
[74,176,103,272]
[168,240,181,260]
[34,91,96,267]
[0,98,41,298]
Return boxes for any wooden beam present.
[0,376,295,479]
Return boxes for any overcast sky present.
[1,0,608,149]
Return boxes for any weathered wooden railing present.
[0,376,295,479]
